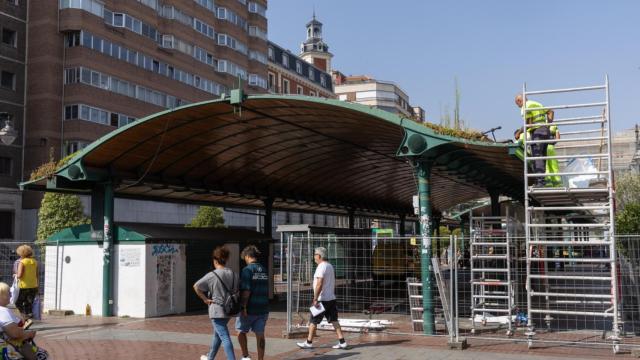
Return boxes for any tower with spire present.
[300,12,333,73]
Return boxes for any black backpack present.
[212,271,241,316]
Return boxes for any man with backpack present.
[236,245,270,360]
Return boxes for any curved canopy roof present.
[23,93,523,217]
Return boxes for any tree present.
[37,193,90,241]
[34,150,90,242]
[186,206,226,228]
[616,203,640,235]
[616,172,640,211]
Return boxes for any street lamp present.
[0,113,17,145]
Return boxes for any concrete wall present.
[45,242,186,318]
[44,244,103,316]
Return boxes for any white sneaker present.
[332,342,348,349]
[296,341,313,349]
[241,357,252,360]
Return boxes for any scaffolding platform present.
[521,77,621,354]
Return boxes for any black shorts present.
[311,300,339,324]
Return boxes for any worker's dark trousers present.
[530,126,550,182]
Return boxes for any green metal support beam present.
[416,161,435,335]
[263,198,273,238]
[102,182,114,317]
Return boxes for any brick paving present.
[28,312,639,359]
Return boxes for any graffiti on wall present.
[152,244,179,257]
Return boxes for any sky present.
[267,0,640,139]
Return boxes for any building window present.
[248,74,267,89]
[268,72,275,91]
[248,26,267,40]
[248,1,266,17]
[309,91,315,97]
[308,68,314,80]
[137,0,158,10]
[0,71,15,90]
[1,28,17,48]
[296,85,303,95]
[65,31,81,47]
[216,7,227,19]
[162,35,174,49]
[0,211,13,239]
[282,79,290,94]
[64,140,89,156]
[0,157,11,175]
[112,13,125,27]
[282,54,289,68]
[194,0,215,12]
[60,0,104,17]
[267,47,274,60]
[338,94,347,101]
[320,75,326,87]
[296,61,302,74]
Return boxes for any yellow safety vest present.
[522,100,548,129]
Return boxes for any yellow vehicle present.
[372,235,420,282]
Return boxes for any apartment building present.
[23,0,268,213]
[333,73,419,119]
[0,0,26,240]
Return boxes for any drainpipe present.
[416,161,434,334]
[102,182,114,317]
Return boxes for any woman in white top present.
[0,282,38,359]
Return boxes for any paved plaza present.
[30,311,637,360]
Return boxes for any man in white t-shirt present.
[297,247,347,350]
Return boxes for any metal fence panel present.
[283,234,640,354]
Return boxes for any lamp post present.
[0,113,17,146]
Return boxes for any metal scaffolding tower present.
[522,77,620,353]
[469,212,521,336]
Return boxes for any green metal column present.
[416,161,434,334]
[102,182,114,317]
[348,208,355,231]
[263,198,273,238]
[460,214,468,268]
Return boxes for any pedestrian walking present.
[236,245,269,360]
[15,245,38,320]
[193,246,239,360]
[297,247,347,350]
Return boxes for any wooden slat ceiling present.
[68,97,523,216]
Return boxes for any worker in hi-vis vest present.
[545,125,561,187]
[515,94,554,186]
[514,124,561,187]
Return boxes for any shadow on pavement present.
[346,339,410,349]
[283,352,361,360]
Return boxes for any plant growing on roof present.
[34,150,90,242]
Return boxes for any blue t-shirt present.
[240,262,269,315]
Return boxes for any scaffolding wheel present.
[527,339,533,349]
[612,343,620,354]
[506,330,514,337]
[481,319,487,326]
[470,328,476,335]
